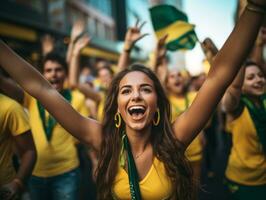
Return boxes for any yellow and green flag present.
[149,4,198,51]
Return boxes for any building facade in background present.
[0,0,184,66]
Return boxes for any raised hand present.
[67,19,86,63]
[70,20,85,43]
[41,34,54,56]
[155,34,168,62]
[200,38,218,62]
[73,34,91,55]
[124,20,149,51]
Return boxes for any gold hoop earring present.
[153,109,160,126]
[114,112,121,128]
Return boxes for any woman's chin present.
[127,122,150,132]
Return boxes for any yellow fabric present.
[169,92,203,162]
[155,21,195,44]
[23,90,89,177]
[0,94,30,186]
[93,78,101,90]
[97,92,106,122]
[112,157,173,200]
[226,107,266,186]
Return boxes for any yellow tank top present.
[112,157,173,200]
[226,107,266,185]
[169,92,203,162]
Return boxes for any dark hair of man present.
[96,63,196,200]
[244,60,260,68]
[42,52,68,73]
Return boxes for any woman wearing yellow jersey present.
[0,1,265,199]
[222,60,266,200]
[166,70,204,182]
[152,30,203,182]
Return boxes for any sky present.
[183,0,238,75]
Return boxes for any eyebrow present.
[119,83,153,90]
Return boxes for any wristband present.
[123,43,132,52]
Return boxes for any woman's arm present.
[173,2,265,147]
[0,130,36,200]
[13,131,36,186]
[221,66,245,113]
[66,20,85,64]
[68,34,90,89]
[68,34,102,103]
[250,27,266,75]
[0,41,102,150]
[151,35,168,84]
[0,74,24,104]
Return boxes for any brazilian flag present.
[149,4,198,51]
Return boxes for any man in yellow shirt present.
[0,93,36,200]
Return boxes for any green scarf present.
[241,94,266,154]
[120,133,142,200]
[37,89,72,141]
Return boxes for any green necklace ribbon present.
[241,94,266,154]
[120,133,142,200]
[37,89,72,141]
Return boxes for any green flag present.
[149,4,198,51]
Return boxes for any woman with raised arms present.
[0,1,265,199]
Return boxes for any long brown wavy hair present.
[96,63,195,199]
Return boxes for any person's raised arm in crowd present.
[66,20,85,64]
[117,20,148,72]
[250,27,266,75]
[200,37,219,64]
[222,65,246,114]
[68,34,102,104]
[41,35,55,57]
[151,35,168,84]
[173,0,266,148]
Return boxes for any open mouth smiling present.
[128,105,146,120]
[50,79,60,85]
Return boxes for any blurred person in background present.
[0,76,36,200]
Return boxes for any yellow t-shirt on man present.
[23,90,89,177]
[0,94,30,186]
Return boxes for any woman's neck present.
[125,126,152,156]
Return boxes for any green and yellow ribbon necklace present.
[37,89,72,141]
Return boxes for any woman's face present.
[242,65,265,96]
[166,70,185,94]
[117,71,158,131]
[98,68,113,88]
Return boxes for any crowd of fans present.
[0,1,265,200]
